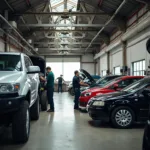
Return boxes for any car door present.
[24,56,37,104]
[137,85,150,121]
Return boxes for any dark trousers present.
[58,84,62,93]
[74,88,81,108]
[47,87,54,110]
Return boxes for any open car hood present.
[80,69,95,83]
[29,56,46,76]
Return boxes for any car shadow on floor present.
[88,120,145,129]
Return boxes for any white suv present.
[0,52,40,143]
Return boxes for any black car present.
[29,56,47,111]
[143,107,150,150]
[88,77,150,129]
[80,75,122,92]
[142,38,150,150]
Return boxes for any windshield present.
[96,76,119,84]
[101,77,122,87]
[96,77,111,84]
[0,55,22,71]
[122,78,149,93]
[98,77,121,87]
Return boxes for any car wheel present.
[41,91,48,111]
[111,106,135,129]
[12,101,30,143]
[70,88,75,96]
[30,95,40,120]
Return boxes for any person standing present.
[56,75,65,93]
[40,67,55,112]
[73,70,88,110]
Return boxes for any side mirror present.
[142,88,150,96]
[27,66,40,74]
[114,84,119,91]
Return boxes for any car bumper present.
[88,107,109,121]
[0,95,26,114]
[79,96,91,107]
[79,105,86,110]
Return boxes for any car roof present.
[121,76,144,79]
[0,52,30,57]
[0,52,21,55]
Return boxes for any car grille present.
[80,101,87,107]
[0,93,18,98]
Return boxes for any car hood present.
[85,87,108,93]
[80,69,95,83]
[94,91,132,101]
[0,71,23,83]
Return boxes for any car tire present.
[41,91,48,111]
[12,101,30,143]
[111,106,135,129]
[70,88,75,96]
[30,95,40,120]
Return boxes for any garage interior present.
[0,0,150,150]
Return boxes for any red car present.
[79,76,144,110]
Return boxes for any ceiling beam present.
[38,48,95,51]
[34,42,100,45]
[20,24,116,27]
[39,53,85,56]
[31,29,99,32]
[14,12,109,16]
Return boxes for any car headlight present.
[84,92,91,97]
[92,101,105,106]
[0,83,20,93]
[87,97,95,105]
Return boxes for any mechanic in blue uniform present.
[73,70,88,109]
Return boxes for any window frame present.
[132,60,145,76]
[113,66,121,75]
[102,70,107,76]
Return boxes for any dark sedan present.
[88,77,150,129]
[143,108,150,150]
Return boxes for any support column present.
[80,56,82,69]
[122,41,127,75]
[4,10,9,52]
[107,52,110,74]
[98,58,100,76]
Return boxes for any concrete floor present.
[0,93,144,150]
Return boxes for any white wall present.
[127,26,150,74]
[81,54,95,75]
[100,54,107,74]
[110,45,123,73]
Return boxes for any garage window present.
[132,60,145,76]
[114,66,121,75]
[46,62,80,81]
[102,70,107,76]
